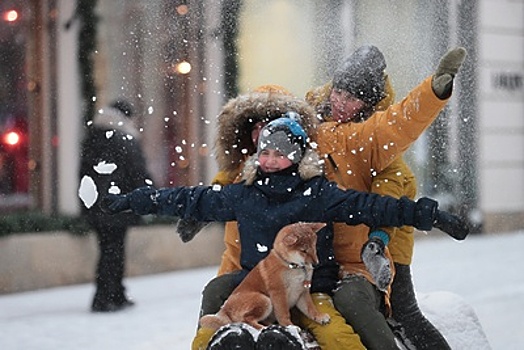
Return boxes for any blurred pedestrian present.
[79,99,151,312]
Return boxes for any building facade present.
[1,0,522,232]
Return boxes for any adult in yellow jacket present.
[304,45,451,348]
[301,45,466,349]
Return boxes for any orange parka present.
[312,76,446,285]
[306,76,418,267]
[372,158,417,265]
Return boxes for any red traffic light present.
[3,131,21,146]
[3,10,19,22]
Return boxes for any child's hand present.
[101,186,159,215]
[433,210,470,240]
[100,193,130,214]
[176,218,209,242]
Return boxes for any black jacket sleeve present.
[130,185,239,222]
[320,180,438,231]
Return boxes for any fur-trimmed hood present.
[241,149,323,185]
[215,91,319,173]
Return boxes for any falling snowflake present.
[257,243,268,253]
[78,175,98,209]
[93,161,117,174]
[108,184,121,194]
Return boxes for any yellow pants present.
[191,293,366,350]
[191,327,215,350]
[294,293,366,350]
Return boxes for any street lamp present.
[175,60,191,75]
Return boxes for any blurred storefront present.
[1,0,523,233]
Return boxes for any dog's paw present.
[314,313,331,325]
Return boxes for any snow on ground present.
[1,230,523,350]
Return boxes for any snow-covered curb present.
[0,223,225,294]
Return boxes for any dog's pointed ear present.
[283,232,299,246]
[307,222,327,233]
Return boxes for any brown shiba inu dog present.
[199,222,330,330]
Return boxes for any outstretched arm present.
[101,185,238,222]
[322,182,469,240]
[319,47,468,176]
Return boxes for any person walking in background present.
[79,99,151,312]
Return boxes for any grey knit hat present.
[332,45,387,106]
[257,116,307,164]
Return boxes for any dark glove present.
[100,193,130,214]
[100,186,159,215]
[432,47,467,99]
[361,232,391,292]
[412,197,439,231]
[175,218,209,243]
[433,210,470,241]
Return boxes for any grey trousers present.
[333,275,398,350]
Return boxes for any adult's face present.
[329,88,366,123]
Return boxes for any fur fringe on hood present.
[241,149,323,185]
[215,92,318,173]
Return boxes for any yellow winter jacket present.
[314,76,447,292]
[371,157,417,265]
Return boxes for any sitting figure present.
[200,222,329,332]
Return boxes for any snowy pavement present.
[1,230,523,349]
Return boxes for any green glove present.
[432,47,467,99]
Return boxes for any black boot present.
[91,225,133,312]
[256,325,304,350]
[91,295,134,312]
[390,263,451,350]
[207,323,256,350]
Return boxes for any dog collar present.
[275,250,306,270]
[274,251,312,289]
